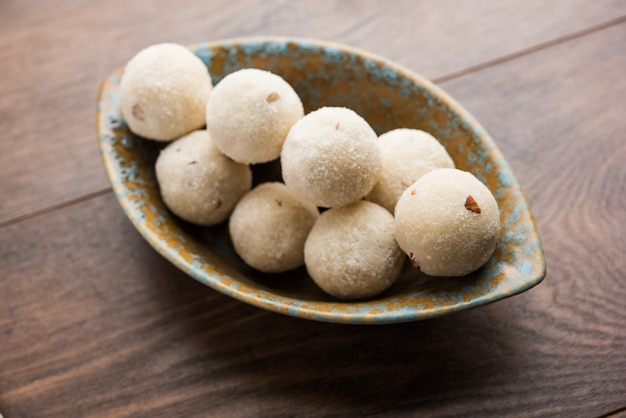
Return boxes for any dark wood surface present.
[1,1,625,417]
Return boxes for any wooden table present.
[1,1,625,417]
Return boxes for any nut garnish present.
[131,104,144,121]
[266,92,280,103]
[409,252,420,268]
[465,195,481,213]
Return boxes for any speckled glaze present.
[97,37,546,324]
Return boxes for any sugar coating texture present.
[120,43,212,141]
[155,130,252,226]
[366,128,455,213]
[395,168,500,277]
[205,68,304,164]
[229,182,319,273]
[281,107,382,208]
[304,200,404,300]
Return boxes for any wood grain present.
[0,0,625,225]
[0,191,626,417]
[2,26,626,416]
[1,2,626,417]
[0,193,624,417]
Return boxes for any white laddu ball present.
[205,68,304,164]
[281,107,382,208]
[366,128,455,213]
[155,130,252,226]
[395,168,500,277]
[304,200,404,300]
[229,182,319,273]
[120,43,212,141]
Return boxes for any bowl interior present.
[97,37,545,324]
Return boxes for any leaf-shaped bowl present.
[96,37,546,324]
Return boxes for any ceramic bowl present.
[96,37,546,324]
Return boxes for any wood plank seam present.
[432,14,626,84]
[0,187,112,230]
